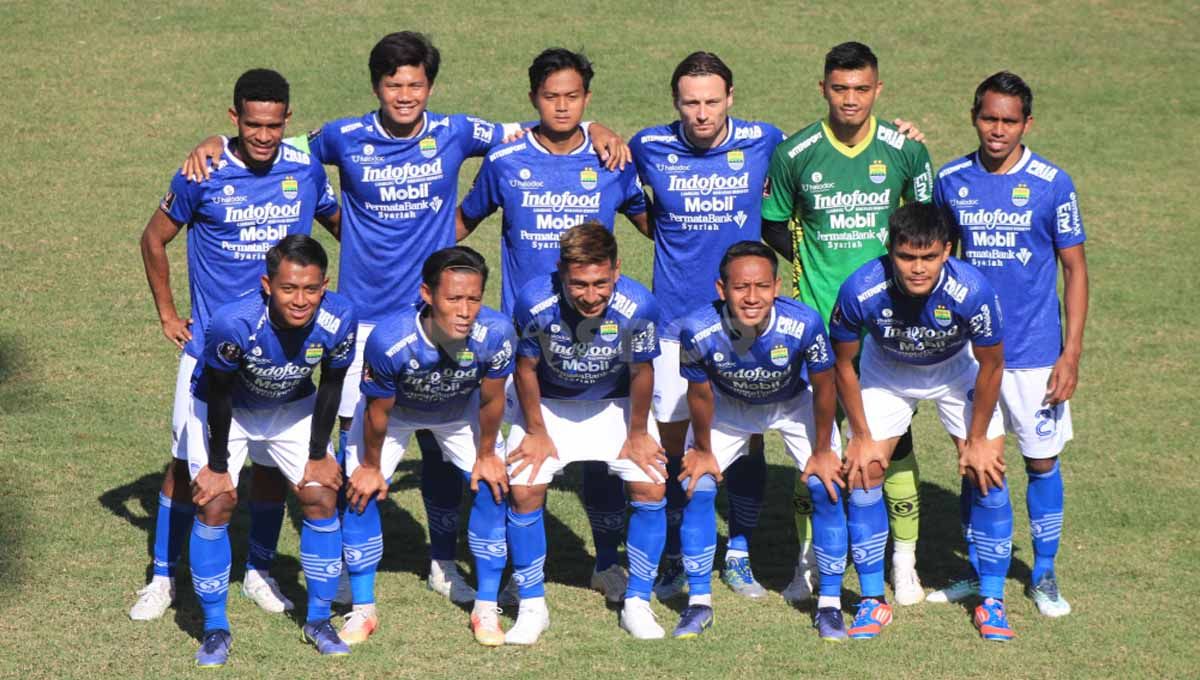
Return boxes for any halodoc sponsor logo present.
[361,158,444,184]
[225,201,303,225]
[813,188,891,211]
[667,172,749,196]
[520,190,601,212]
[958,208,1033,228]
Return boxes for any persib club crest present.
[727,149,745,171]
[281,176,299,200]
[1011,183,1030,207]
[933,305,952,327]
[419,137,438,159]
[868,160,887,184]
[580,167,598,191]
[456,349,475,367]
[770,344,789,366]
[599,320,618,341]
[305,344,324,364]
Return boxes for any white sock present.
[725,549,749,560]
[520,596,546,611]
[353,603,377,615]
[689,594,713,607]
[151,574,173,587]
[817,595,841,610]
[893,543,917,569]
[473,600,497,613]
[624,596,649,608]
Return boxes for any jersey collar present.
[414,304,437,350]
[222,136,281,170]
[373,110,428,140]
[821,116,876,159]
[527,125,592,155]
[973,145,1032,175]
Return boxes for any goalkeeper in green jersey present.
[761,41,934,606]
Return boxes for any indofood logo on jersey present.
[304,344,324,364]
[455,349,475,367]
[769,345,789,366]
[933,305,953,327]
[667,173,750,195]
[521,191,602,212]
[813,189,891,211]
[599,320,619,342]
[281,177,299,200]
[225,202,303,225]
[361,158,443,184]
[419,137,438,159]
[726,150,745,171]
[868,160,888,184]
[580,168,598,191]
[1011,183,1031,207]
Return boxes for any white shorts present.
[172,353,271,467]
[685,389,841,472]
[856,339,1005,441]
[343,396,489,480]
[186,394,324,487]
[506,397,664,486]
[652,339,689,423]
[1000,368,1073,458]
[337,322,376,419]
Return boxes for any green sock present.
[884,437,920,547]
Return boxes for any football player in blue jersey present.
[186,235,355,666]
[673,241,848,640]
[929,72,1088,617]
[504,223,667,643]
[133,69,340,622]
[183,34,632,609]
[830,203,1014,642]
[338,246,517,647]
[457,48,649,604]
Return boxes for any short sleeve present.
[514,300,544,360]
[966,285,1004,348]
[161,171,200,225]
[312,163,339,218]
[828,283,864,343]
[1051,175,1086,249]
[360,331,397,399]
[678,326,709,383]
[456,114,506,157]
[629,296,661,364]
[761,143,797,222]
[803,321,834,373]
[619,169,648,217]
[485,321,518,379]
[304,121,338,165]
[460,156,502,222]
[904,142,934,204]
[324,304,358,370]
[204,314,248,373]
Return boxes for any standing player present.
[929,72,1087,617]
[184,35,630,611]
[830,203,1015,642]
[133,68,339,621]
[340,246,516,647]
[504,223,667,643]
[186,235,355,666]
[762,41,934,605]
[673,242,849,641]
[457,48,648,603]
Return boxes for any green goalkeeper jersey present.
[762,116,933,322]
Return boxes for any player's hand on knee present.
[160,316,193,350]
[191,466,236,507]
[298,454,342,492]
[1045,354,1080,405]
[802,449,846,503]
[471,454,510,504]
[618,431,667,483]
[507,432,557,485]
[679,447,722,498]
[959,438,1006,495]
[893,118,926,144]
[347,465,388,513]
[843,435,888,490]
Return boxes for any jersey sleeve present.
[359,330,398,399]
[677,325,709,383]
[457,114,507,157]
[514,302,544,360]
[1051,174,1086,249]
[485,321,518,379]
[803,318,835,373]
[304,121,338,165]
[161,171,200,225]
[619,169,648,217]
[629,296,661,364]
[460,156,502,222]
[965,284,1004,348]
[828,283,864,343]
[903,142,934,204]
[761,143,798,222]
[203,313,248,373]
[324,304,358,370]
[311,162,339,218]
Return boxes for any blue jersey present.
[934,148,1086,368]
[306,111,506,322]
[161,139,338,357]
[194,291,357,410]
[830,257,1003,366]
[460,129,648,314]
[513,273,660,401]
[630,119,786,330]
[679,297,833,405]
[359,304,516,422]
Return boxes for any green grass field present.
[1,1,1197,678]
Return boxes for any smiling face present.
[420,269,484,342]
[373,64,433,131]
[973,90,1033,169]
[262,259,327,329]
[560,259,619,319]
[890,239,952,297]
[229,100,290,166]
[717,255,780,331]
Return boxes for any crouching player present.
[341,246,516,647]
[186,235,355,666]
[830,203,1015,642]
[505,222,667,643]
[674,242,848,640]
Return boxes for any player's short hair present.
[823,41,878,77]
[233,69,289,114]
[266,234,328,278]
[972,71,1033,119]
[670,52,733,98]
[422,246,490,292]
[370,31,440,87]
[887,202,953,251]
[719,241,778,282]
[529,48,593,93]
[559,222,617,267]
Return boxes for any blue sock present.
[1027,460,1064,583]
[971,479,1013,601]
[664,456,685,558]
[847,485,888,599]
[582,461,625,572]
[419,430,463,561]
[807,476,848,598]
[468,487,508,602]
[245,501,284,574]
[507,508,547,599]
[189,519,231,632]
[960,476,979,575]
[300,515,342,623]
[342,497,383,606]
[680,476,718,597]
[625,499,666,600]
[724,450,766,554]
[152,492,193,578]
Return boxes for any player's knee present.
[849,486,883,507]
[250,463,288,502]
[683,474,718,495]
[1024,455,1057,475]
[164,459,191,499]
[971,480,1010,508]
[297,486,337,519]
[627,481,665,504]
[805,474,841,505]
[510,484,546,514]
[197,494,236,524]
